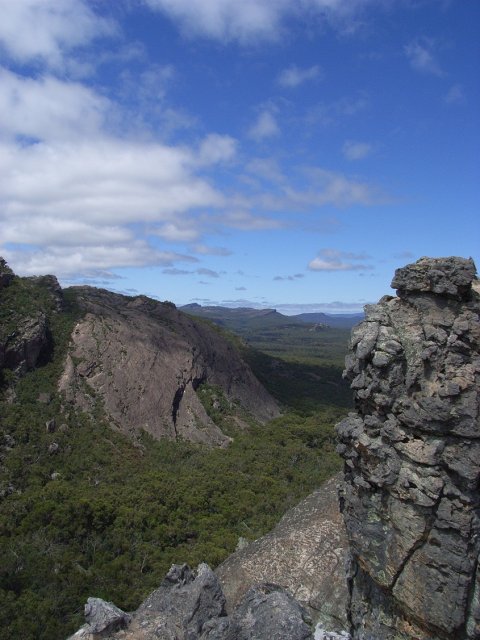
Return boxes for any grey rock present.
[129,563,226,639]
[45,418,56,433]
[337,256,480,640]
[391,256,476,298]
[202,583,313,640]
[84,597,131,634]
[67,564,314,640]
[58,288,279,447]
[216,474,349,632]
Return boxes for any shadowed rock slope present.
[337,257,480,639]
[58,286,279,446]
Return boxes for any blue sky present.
[0,0,478,313]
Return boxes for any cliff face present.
[215,473,348,632]
[58,286,279,446]
[336,257,480,639]
[0,260,62,375]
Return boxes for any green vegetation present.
[0,277,351,639]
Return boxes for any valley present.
[0,261,352,640]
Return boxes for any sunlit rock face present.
[58,286,279,447]
[336,257,480,640]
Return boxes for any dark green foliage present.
[0,275,349,640]
[0,379,341,639]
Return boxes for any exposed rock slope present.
[216,473,348,631]
[58,287,279,446]
[336,257,480,639]
[69,563,314,640]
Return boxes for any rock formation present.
[58,286,279,446]
[216,473,349,632]
[336,257,480,639]
[0,262,62,375]
[68,563,314,640]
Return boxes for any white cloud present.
[248,111,280,141]
[404,39,443,76]
[3,244,196,279]
[305,92,370,126]
[151,222,201,243]
[308,248,372,271]
[0,0,115,68]
[0,217,132,247]
[219,211,284,230]
[143,0,379,43]
[277,64,322,88]
[444,83,465,105]
[198,133,237,165]
[342,140,373,160]
[143,0,289,43]
[192,244,232,256]
[0,68,110,142]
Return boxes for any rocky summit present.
[337,256,480,639]
[57,286,279,446]
[0,259,279,447]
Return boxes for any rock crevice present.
[337,257,480,639]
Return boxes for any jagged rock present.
[58,287,279,446]
[202,583,313,640]
[67,564,313,639]
[3,313,49,374]
[68,597,131,639]
[216,474,349,632]
[45,418,56,432]
[337,256,480,640]
[0,258,14,289]
[129,563,226,639]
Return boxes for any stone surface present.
[337,256,480,640]
[202,583,313,640]
[68,598,131,639]
[67,563,314,640]
[216,473,349,631]
[58,287,279,446]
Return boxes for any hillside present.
[0,259,345,640]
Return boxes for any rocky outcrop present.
[58,287,279,446]
[0,258,14,289]
[216,473,349,632]
[0,260,62,375]
[336,257,480,639]
[68,563,314,640]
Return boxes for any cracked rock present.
[337,256,480,640]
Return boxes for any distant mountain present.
[294,312,364,329]
[180,304,364,330]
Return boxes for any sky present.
[0,0,478,314]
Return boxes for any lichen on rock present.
[336,256,480,639]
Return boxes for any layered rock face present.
[59,287,279,446]
[216,473,349,632]
[336,257,480,639]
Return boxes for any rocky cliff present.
[216,473,348,632]
[58,286,279,446]
[0,258,279,446]
[336,257,480,639]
